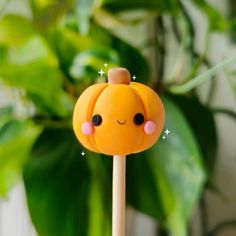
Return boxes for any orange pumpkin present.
[73,68,165,156]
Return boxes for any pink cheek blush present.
[144,121,156,135]
[81,122,94,135]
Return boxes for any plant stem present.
[171,1,217,101]
[179,0,196,65]
[200,193,208,236]
[212,108,236,120]
[207,220,236,236]
[153,16,166,91]
[180,1,218,103]
[168,55,236,94]
[171,13,212,73]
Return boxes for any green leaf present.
[49,27,96,76]
[74,0,99,34]
[128,97,205,235]
[24,128,112,236]
[69,47,119,82]
[0,15,73,117]
[169,55,236,94]
[110,34,150,83]
[0,15,36,47]
[50,25,150,84]
[0,106,13,129]
[127,154,165,220]
[0,119,40,197]
[152,97,205,235]
[171,95,217,185]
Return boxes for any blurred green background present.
[0,0,236,236]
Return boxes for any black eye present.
[91,114,102,126]
[134,113,144,125]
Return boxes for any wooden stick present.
[112,155,126,236]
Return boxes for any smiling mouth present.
[117,120,126,125]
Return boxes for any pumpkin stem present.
[108,68,131,85]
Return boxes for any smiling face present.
[73,81,165,156]
[91,84,146,155]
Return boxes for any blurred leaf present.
[227,71,236,96]
[0,15,36,47]
[102,0,179,12]
[0,15,73,117]
[24,128,112,236]
[49,26,119,94]
[74,0,98,34]
[29,0,72,30]
[169,55,236,94]
[0,106,13,129]
[192,0,227,31]
[172,95,217,185]
[49,27,95,76]
[127,154,165,220]
[0,45,8,63]
[128,97,205,235]
[50,25,150,84]
[110,35,150,83]
[0,119,40,197]
[69,47,119,82]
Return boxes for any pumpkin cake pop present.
[73,67,165,156]
[73,67,165,236]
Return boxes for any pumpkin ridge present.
[129,85,146,152]
[89,84,109,152]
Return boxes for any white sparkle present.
[104,62,108,67]
[162,136,166,140]
[98,68,105,76]
[132,75,136,80]
[81,151,85,156]
[164,129,170,135]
